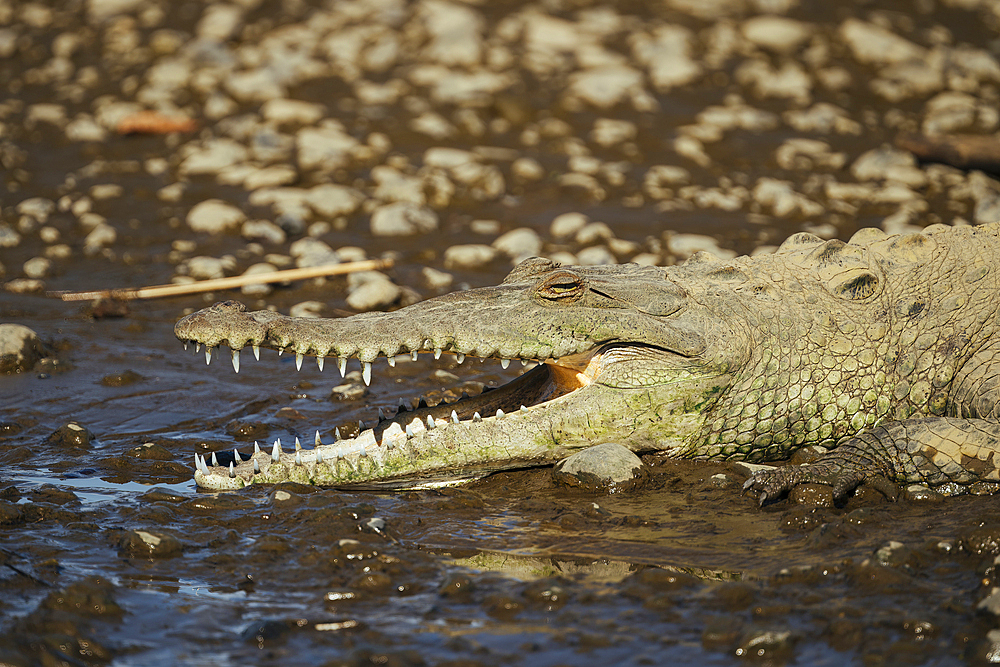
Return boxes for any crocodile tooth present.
[254,441,261,455]
[521,405,528,411]
[335,427,342,441]
[193,453,199,472]
[338,357,347,378]
[211,451,219,467]
[473,412,481,421]
[398,401,408,413]
[387,355,396,368]
[316,448,323,464]
[196,343,201,353]
[418,398,428,408]
[200,454,209,474]
[405,424,414,438]
[234,448,241,463]
[359,420,366,432]
[277,347,284,357]
[456,352,465,364]
[205,348,213,365]
[295,437,302,451]
[295,450,302,466]
[501,358,510,369]
[271,440,281,462]
[434,348,442,360]
[252,344,260,361]
[231,349,240,373]
[378,408,386,421]
[451,410,459,424]
[229,462,235,478]
[362,362,372,386]
[427,415,435,429]
[317,356,325,371]
[183,341,188,351]
[411,351,418,362]
[496,408,504,418]
[253,458,260,474]
[295,353,304,371]
[521,359,528,366]
[315,430,322,446]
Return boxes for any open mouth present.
[181,336,609,481]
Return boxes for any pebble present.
[178,138,249,176]
[119,529,183,558]
[346,274,401,311]
[0,323,45,373]
[22,257,51,279]
[186,199,247,234]
[289,237,339,268]
[549,212,589,240]
[185,256,234,280]
[444,244,499,270]
[741,16,812,53]
[667,233,737,260]
[370,202,439,236]
[240,263,278,297]
[296,123,360,172]
[492,228,542,262]
[261,99,326,126]
[241,219,286,245]
[553,443,649,488]
[576,246,617,265]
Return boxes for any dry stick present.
[48,258,394,302]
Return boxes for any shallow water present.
[4,0,1000,663]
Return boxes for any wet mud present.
[4,0,1000,664]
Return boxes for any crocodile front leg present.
[744,417,1000,504]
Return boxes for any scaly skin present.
[176,223,1000,502]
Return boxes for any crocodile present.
[175,222,1000,502]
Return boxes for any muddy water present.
[5,0,1000,664]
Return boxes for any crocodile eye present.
[537,270,585,300]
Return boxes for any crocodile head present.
[174,257,739,490]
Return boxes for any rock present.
[667,233,737,260]
[196,4,243,42]
[630,25,701,92]
[119,529,183,558]
[242,219,286,245]
[346,274,401,311]
[444,244,498,270]
[575,221,614,246]
[567,65,646,109]
[307,184,364,218]
[126,443,174,460]
[187,199,247,234]
[22,257,51,279]
[370,202,439,236]
[422,267,453,289]
[47,422,95,448]
[850,145,926,186]
[839,18,926,66]
[296,123,360,172]
[83,223,118,253]
[178,138,249,176]
[289,301,325,318]
[289,237,339,268]
[590,118,637,147]
[0,324,45,373]
[553,443,649,490]
[492,228,542,262]
[261,99,326,126]
[87,0,145,22]
[511,157,545,182]
[66,114,108,142]
[240,263,278,297]
[0,224,21,248]
[550,212,589,240]
[226,69,285,103]
[741,16,812,53]
[575,246,616,265]
[752,178,824,217]
[186,256,232,280]
[418,0,484,67]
